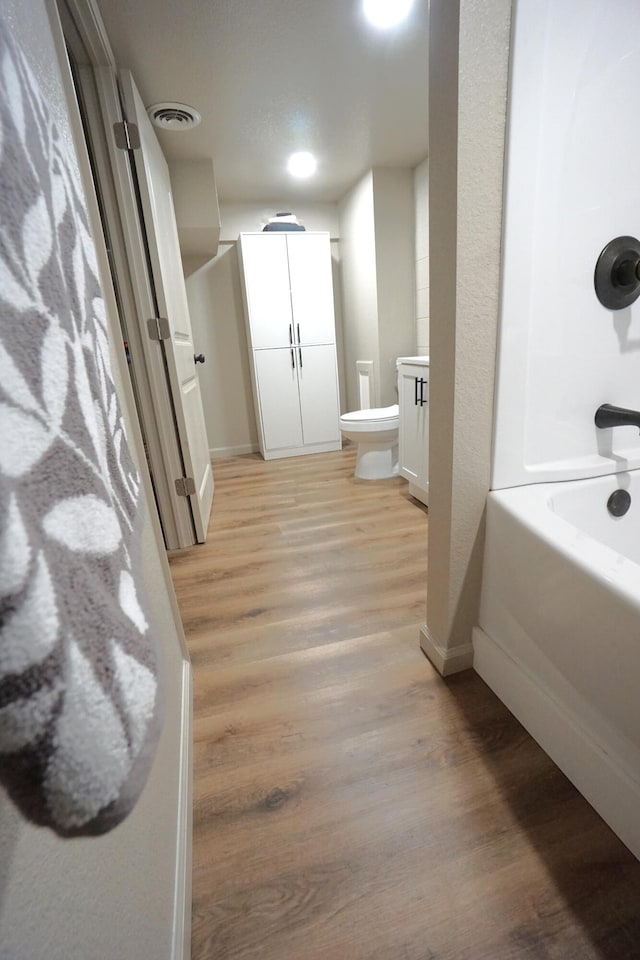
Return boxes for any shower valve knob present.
[594,236,640,309]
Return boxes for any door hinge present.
[175,476,196,497]
[113,120,141,151]
[147,317,170,341]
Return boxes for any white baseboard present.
[408,480,428,506]
[473,625,640,862]
[209,443,259,458]
[172,659,193,960]
[419,625,474,676]
[262,440,342,460]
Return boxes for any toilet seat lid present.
[340,404,399,424]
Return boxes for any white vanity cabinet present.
[238,231,341,460]
[397,356,429,505]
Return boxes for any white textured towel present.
[0,16,161,835]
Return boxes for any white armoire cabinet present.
[238,231,341,460]
[397,356,429,505]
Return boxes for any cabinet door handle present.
[414,376,419,406]
[291,347,295,369]
[298,347,303,368]
[289,324,293,345]
[297,323,301,344]
[420,378,428,406]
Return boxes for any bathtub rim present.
[489,475,640,612]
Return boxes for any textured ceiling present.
[97,0,429,203]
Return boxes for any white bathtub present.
[474,472,640,860]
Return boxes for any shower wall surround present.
[476,0,640,862]
[493,0,640,489]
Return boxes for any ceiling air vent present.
[147,102,201,131]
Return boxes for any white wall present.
[338,169,416,411]
[169,158,220,274]
[338,172,380,410]
[0,5,190,958]
[186,201,345,454]
[423,0,511,675]
[414,157,429,354]
[186,247,258,456]
[493,0,640,489]
[373,168,416,404]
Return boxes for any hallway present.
[169,448,640,960]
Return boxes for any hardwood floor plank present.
[169,447,640,960]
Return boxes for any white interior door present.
[254,349,303,451]
[287,233,336,345]
[297,345,341,445]
[239,234,293,348]
[120,71,213,542]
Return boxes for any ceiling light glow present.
[363,0,414,28]
[288,152,317,179]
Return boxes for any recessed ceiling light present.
[287,152,317,179]
[363,0,414,29]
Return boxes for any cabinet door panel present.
[398,365,429,485]
[241,234,293,348]
[297,345,341,445]
[254,349,303,450]
[287,233,336,345]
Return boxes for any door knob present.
[194,353,205,364]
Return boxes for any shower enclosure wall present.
[474,0,640,860]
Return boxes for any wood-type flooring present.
[169,447,640,960]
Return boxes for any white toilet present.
[339,405,400,480]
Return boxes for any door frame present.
[55,0,198,550]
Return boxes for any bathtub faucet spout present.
[595,403,640,432]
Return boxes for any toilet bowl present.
[339,405,400,480]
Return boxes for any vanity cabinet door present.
[398,362,429,501]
